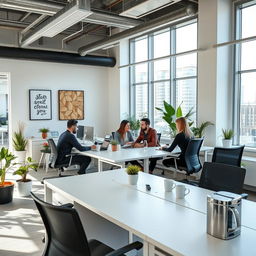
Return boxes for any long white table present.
[76,146,213,174]
[44,170,256,256]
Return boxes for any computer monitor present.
[77,125,94,142]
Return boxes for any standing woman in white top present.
[114,120,134,146]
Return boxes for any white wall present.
[0,58,110,140]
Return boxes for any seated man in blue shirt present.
[56,119,96,175]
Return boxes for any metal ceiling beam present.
[78,5,197,56]
[0,0,142,29]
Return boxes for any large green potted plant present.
[222,129,234,148]
[13,157,38,197]
[191,121,214,138]
[13,122,27,163]
[127,116,140,137]
[155,101,194,137]
[0,147,16,204]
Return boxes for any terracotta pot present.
[42,132,48,139]
[0,182,14,204]
[111,144,118,152]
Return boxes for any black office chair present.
[199,162,246,194]
[157,133,161,144]
[111,132,116,140]
[31,192,143,256]
[163,138,204,179]
[212,145,245,167]
[42,139,79,183]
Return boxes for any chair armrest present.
[241,193,248,199]
[166,153,180,159]
[60,203,74,208]
[105,241,143,256]
[65,153,78,157]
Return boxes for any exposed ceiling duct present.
[21,0,92,47]
[78,4,197,56]
[0,0,142,29]
[120,0,181,19]
[0,46,116,67]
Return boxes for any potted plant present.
[126,165,141,185]
[127,116,140,137]
[13,157,38,197]
[191,121,214,138]
[0,147,16,204]
[42,142,51,153]
[39,128,50,139]
[13,122,27,163]
[222,129,234,148]
[155,101,194,137]
[110,140,119,151]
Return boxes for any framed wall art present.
[29,89,52,120]
[58,90,84,120]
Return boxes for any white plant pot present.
[222,139,232,148]
[15,151,27,163]
[17,180,32,197]
[128,174,138,185]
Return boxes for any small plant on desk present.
[110,140,119,152]
[39,128,50,139]
[126,165,141,185]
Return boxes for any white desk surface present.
[76,146,212,163]
[45,170,256,256]
[0,126,8,132]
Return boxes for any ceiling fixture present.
[120,0,180,19]
[21,0,92,47]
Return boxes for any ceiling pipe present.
[0,46,116,67]
[78,5,197,56]
[0,0,142,29]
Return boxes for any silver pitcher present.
[207,191,242,240]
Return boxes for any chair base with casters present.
[31,192,143,256]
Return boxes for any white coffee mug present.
[176,184,190,199]
[96,144,101,152]
[164,179,176,192]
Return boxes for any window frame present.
[129,18,198,136]
[233,0,256,147]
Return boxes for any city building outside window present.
[129,20,197,138]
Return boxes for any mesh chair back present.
[212,146,245,167]
[184,138,204,174]
[199,162,246,194]
[157,133,161,144]
[31,192,91,256]
[112,132,116,141]
[48,139,58,168]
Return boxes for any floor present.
[0,164,256,256]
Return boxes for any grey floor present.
[0,164,255,256]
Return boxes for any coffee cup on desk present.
[176,184,190,199]
[96,144,101,152]
[164,179,176,192]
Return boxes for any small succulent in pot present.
[39,128,50,139]
[126,165,141,185]
[110,140,119,151]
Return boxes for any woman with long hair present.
[161,117,193,168]
[114,120,134,146]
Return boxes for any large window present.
[234,1,256,147]
[130,21,197,137]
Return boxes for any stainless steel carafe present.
[207,191,242,240]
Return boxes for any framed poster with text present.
[29,89,52,120]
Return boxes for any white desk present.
[77,146,213,174]
[0,126,8,145]
[44,170,256,256]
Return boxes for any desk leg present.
[98,160,103,172]
[45,154,50,173]
[120,162,126,169]
[144,158,149,173]
[143,240,149,256]
[204,151,208,162]
[44,184,52,203]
